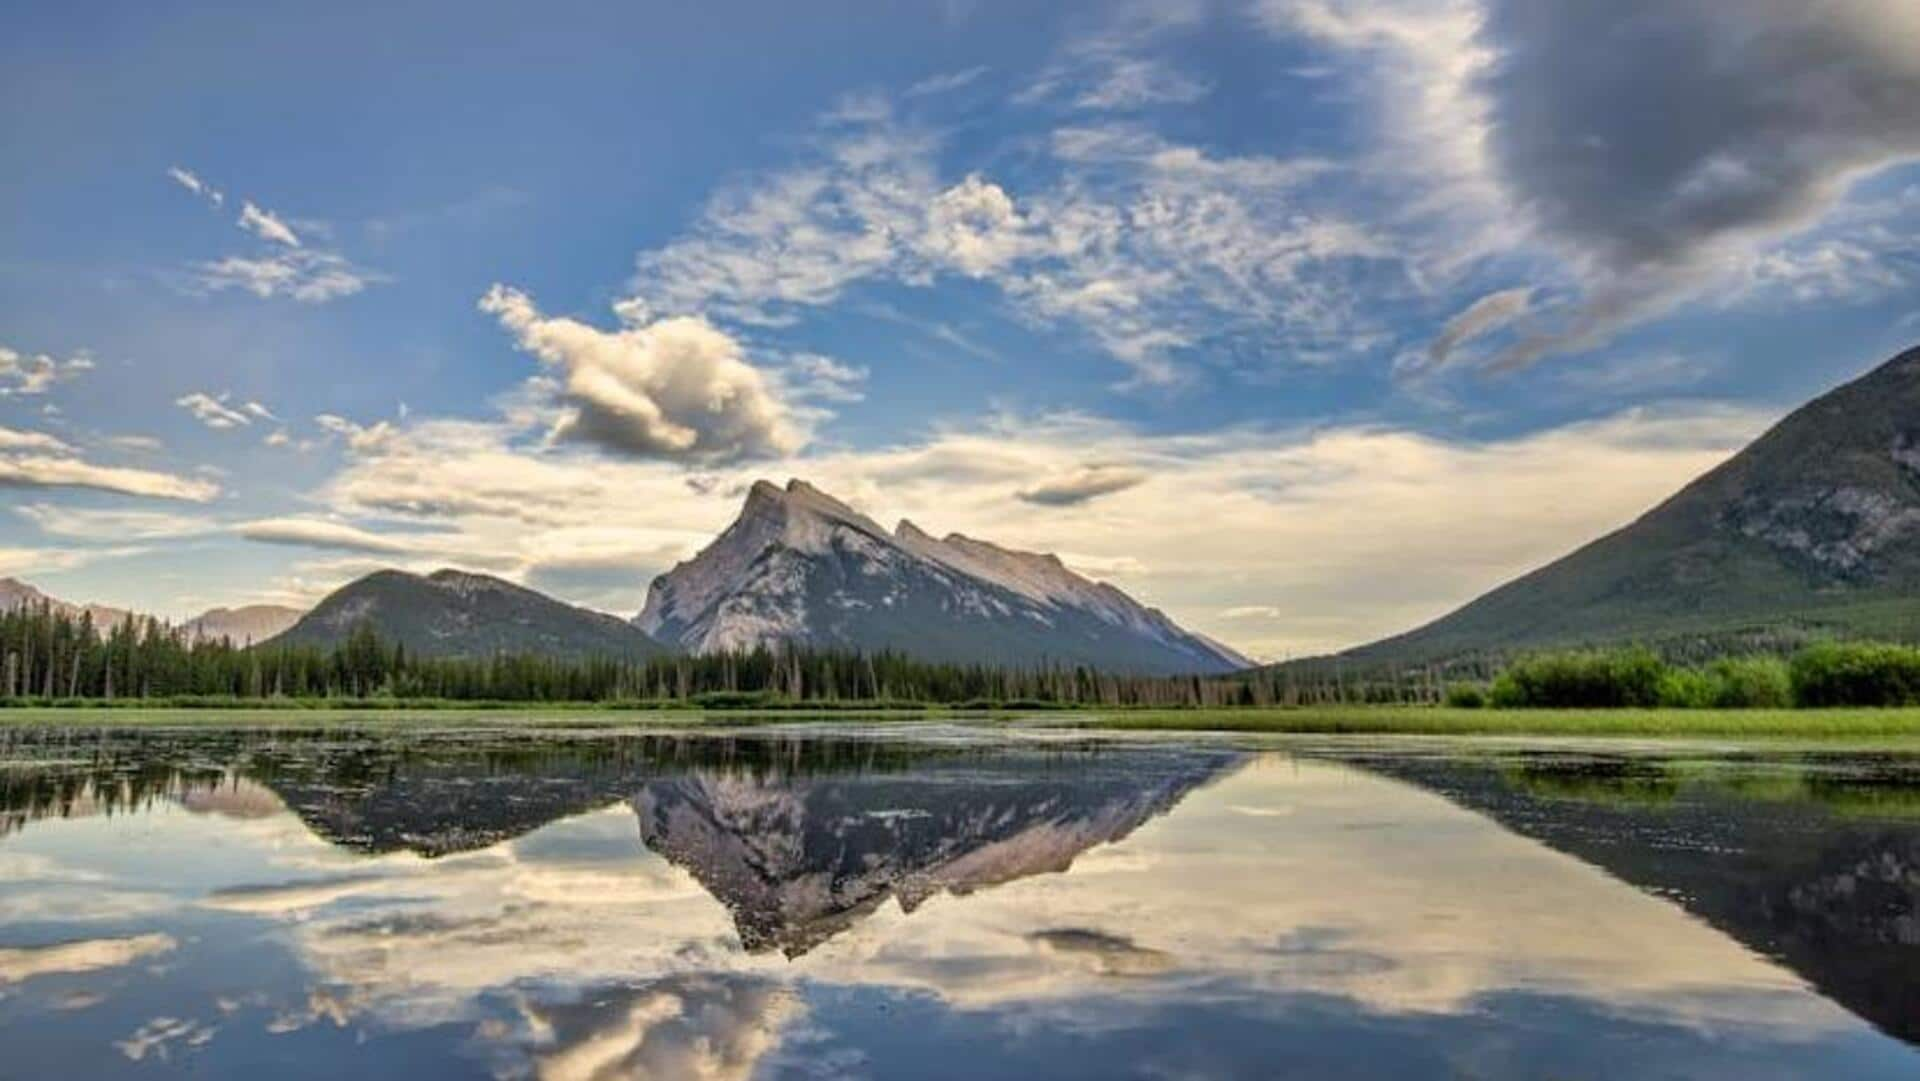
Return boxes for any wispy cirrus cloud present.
[16,503,217,541]
[621,98,1390,384]
[0,344,93,397]
[175,391,256,430]
[237,201,300,247]
[167,167,379,303]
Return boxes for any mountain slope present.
[270,568,667,660]
[637,479,1248,674]
[182,605,303,645]
[1345,343,1920,664]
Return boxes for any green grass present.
[6,704,1920,741]
[1047,706,1920,740]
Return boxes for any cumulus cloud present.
[481,285,803,463]
[1016,465,1149,506]
[175,391,252,429]
[0,344,94,396]
[237,201,300,246]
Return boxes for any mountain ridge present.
[637,478,1248,675]
[269,567,667,660]
[1331,343,1920,666]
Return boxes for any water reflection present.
[0,726,1917,1079]
[1341,747,1920,1046]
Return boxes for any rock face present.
[269,568,666,660]
[1341,343,1920,663]
[637,479,1248,674]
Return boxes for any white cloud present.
[906,65,990,97]
[0,454,221,502]
[0,545,145,577]
[314,413,398,454]
[0,424,71,453]
[197,249,373,303]
[622,103,1386,383]
[481,285,804,463]
[0,344,94,396]
[237,518,428,556]
[167,168,378,303]
[175,391,252,429]
[167,166,223,207]
[1018,0,1212,112]
[1016,465,1149,506]
[237,201,301,246]
[782,354,868,404]
[17,504,216,541]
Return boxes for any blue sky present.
[3,0,1919,657]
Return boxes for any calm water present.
[2,725,1918,1080]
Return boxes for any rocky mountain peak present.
[638,479,1249,673]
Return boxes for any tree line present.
[0,602,1372,708]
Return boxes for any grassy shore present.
[4,704,1920,740]
[1050,706,1920,740]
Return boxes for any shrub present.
[1706,655,1793,709]
[1656,667,1718,709]
[1443,683,1487,709]
[1790,642,1920,707]
[1487,648,1667,708]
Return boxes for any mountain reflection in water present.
[0,726,1918,1080]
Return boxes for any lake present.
[2,722,1917,1079]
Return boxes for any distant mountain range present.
[637,479,1249,674]
[26,339,1920,676]
[4,481,1240,672]
[269,568,668,660]
[1330,343,1920,667]
[0,577,299,644]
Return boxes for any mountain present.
[0,576,136,629]
[1339,343,1920,666]
[181,604,303,645]
[269,568,667,660]
[636,479,1249,674]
